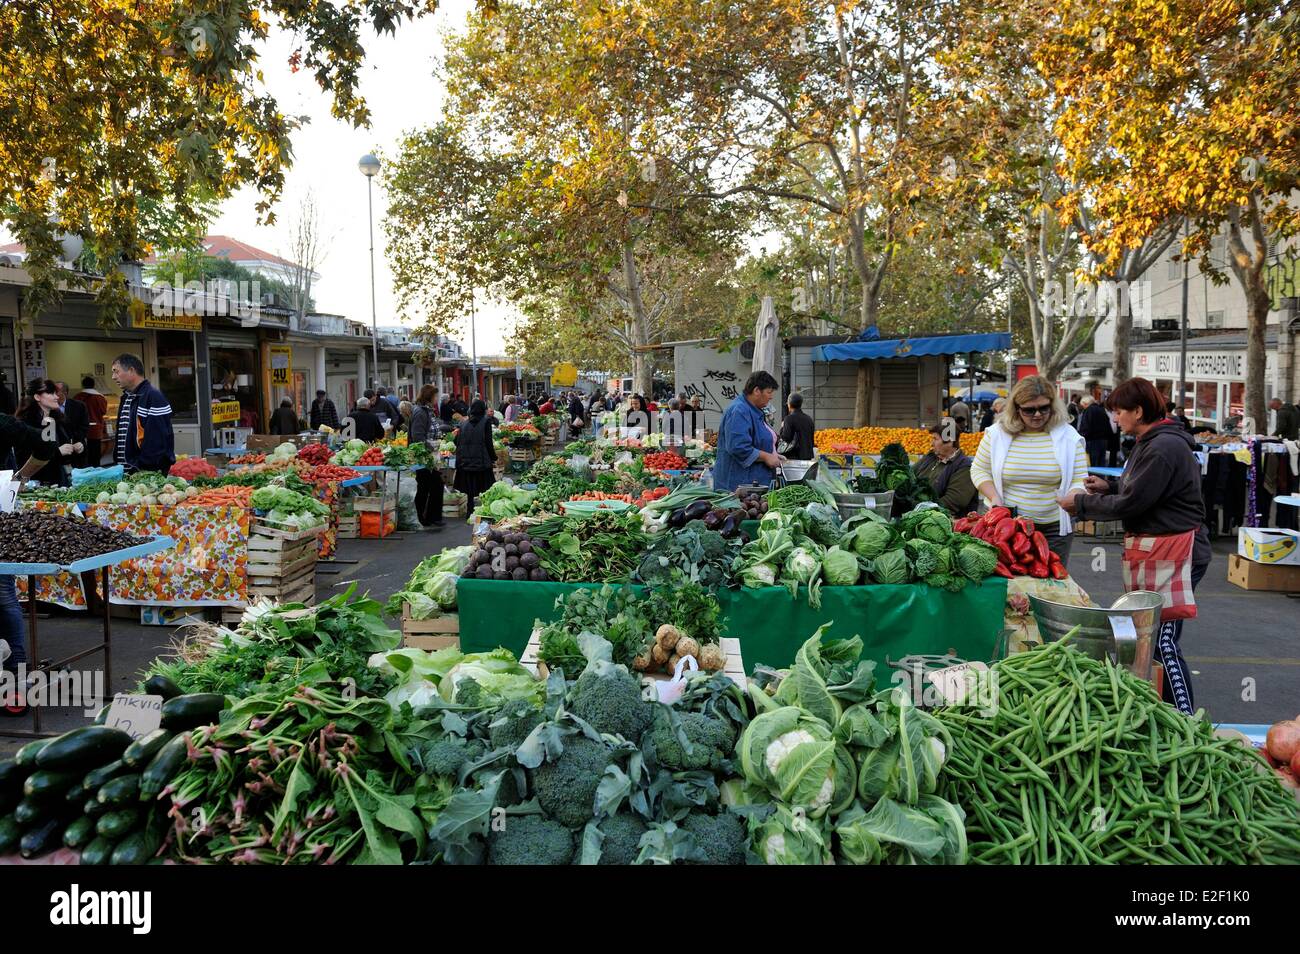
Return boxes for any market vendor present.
[915,419,978,515]
[111,354,175,475]
[714,370,785,492]
[778,391,815,460]
[1058,377,1211,716]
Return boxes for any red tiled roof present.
[142,235,297,268]
[0,242,25,255]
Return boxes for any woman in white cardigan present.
[970,375,1088,565]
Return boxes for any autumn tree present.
[0,0,437,329]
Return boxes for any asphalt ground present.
[2,521,1295,755]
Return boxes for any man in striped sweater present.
[111,354,175,475]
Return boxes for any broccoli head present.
[645,710,737,772]
[531,736,612,829]
[488,814,575,865]
[489,698,544,752]
[454,677,485,708]
[597,813,649,865]
[418,736,475,778]
[682,812,747,866]
[569,665,653,743]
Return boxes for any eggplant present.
[683,500,712,521]
[719,513,740,537]
[739,531,751,545]
[668,508,689,529]
[702,511,722,530]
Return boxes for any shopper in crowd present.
[0,378,14,415]
[947,396,971,433]
[350,397,385,442]
[567,391,587,439]
[538,395,555,415]
[1077,379,1112,467]
[18,379,80,486]
[1060,377,1211,715]
[916,419,979,516]
[453,398,497,514]
[980,398,1003,432]
[503,395,521,423]
[972,374,1088,564]
[1271,396,1299,441]
[1066,394,1081,427]
[409,384,445,530]
[779,391,815,461]
[1167,401,1194,433]
[72,375,107,467]
[54,381,89,468]
[714,370,785,492]
[397,400,414,433]
[109,354,174,475]
[269,398,299,435]
[310,389,340,430]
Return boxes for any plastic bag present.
[654,654,700,705]
[396,474,421,531]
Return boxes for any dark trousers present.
[1154,560,1208,716]
[1039,522,1073,566]
[414,468,445,527]
[1085,440,1108,468]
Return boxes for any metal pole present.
[367,176,379,391]
[1178,217,1189,410]
[470,291,478,400]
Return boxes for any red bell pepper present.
[993,563,1013,579]
[995,541,1016,566]
[985,506,1012,526]
[994,520,1017,544]
[1018,517,1035,537]
[1049,562,1068,580]
[1032,530,1049,566]
[1030,563,1049,579]
[1011,533,1032,556]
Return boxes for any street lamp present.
[358,153,381,392]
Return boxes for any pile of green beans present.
[934,639,1300,864]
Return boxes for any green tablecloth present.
[456,577,1007,672]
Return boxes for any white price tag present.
[104,693,163,740]
[926,661,989,705]
[0,470,17,514]
[1108,615,1138,642]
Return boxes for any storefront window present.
[156,331,198,422]
[1195,381,1218,423]
[210,346,261,431]
[1228,382,1244,420]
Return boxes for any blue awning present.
[811,332,1012,362]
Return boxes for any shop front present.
[207,326,263,433]
[1131,332,1278,431]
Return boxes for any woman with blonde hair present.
[971,375,1088,564]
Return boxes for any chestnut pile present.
[463,527,550,582]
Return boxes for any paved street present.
[2,523,1294,754]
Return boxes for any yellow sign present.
[211,399,241,425]
[551,362,578,387]
[130,305,202,332]
[269,344,292,386]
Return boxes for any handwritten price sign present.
[104,693,163,740]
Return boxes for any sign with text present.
[211,399,241,424]
[104,693,163,740]
[131,309,202,332]
[20,337,45,384]
[269,344,292,386]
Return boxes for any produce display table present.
[456,576,1007,671]
[1088,466,1124,478]
[0,535,175,738]
[350,465,424,535]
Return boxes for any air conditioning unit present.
[1151,318,1179,332]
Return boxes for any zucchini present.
[79,835,115,866]
[96,774,141,807]
[15,738,50,769]
[0,789,19,815]
[140,733,189,799]
[110,828,161,865]
[141,674,182,700]
[62,814,97,850]
[0,814,22,854]
[35,726,132,772]
[93,704,111,725]
[65,781,89,807]
[82,759,131,794]
[13,797,50,826]
[95,808,138,840]
[23,769,82,802]
[123,729,172,769]
[160,693,225,730]
[0,758,22,789]
[84,796,108,817]
[19,818,63,858]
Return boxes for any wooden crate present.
[337,514,359,539]
[251,515,324,542]
[443,493,468,518]
[400,604,460,651]
[520,629,746,689]
[353,495,396,513]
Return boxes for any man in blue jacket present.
[714,370,786,491]
[111,353,175,475]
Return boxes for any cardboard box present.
[1237,528,1300,566]
[140,606,206,627]
[1227,553,1300,592]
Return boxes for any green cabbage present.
[821,546,860,586]
[848,520,894,559]
[956,540,999,580]
[900,506,953,544]
[869,548,913,584]
[904,539,940,578]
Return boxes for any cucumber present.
[0,814,21,854]
[93,704,111,725]
[19,818,63,858]
[79,835,115,866]
[14,797,50,826]
[141,674,182,700]
[82,759,132,794]
[123,729,172,769]
[160,693,225,730]
[140,733,189,799]
[0,758,22,789]
[35,726,132,772]
[96,774,141,807]
[15,738,50,769]
[23,769,82,802]
[84,796,108,818]
[95,808,138,840]
[110,828,160,865]
[62,814,97,850]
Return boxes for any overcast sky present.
[205,1,514,355]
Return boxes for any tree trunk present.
[1111,293,1132,385]
[620,239,654,398]
[852,264,880,426]
[1243,275,1270,434]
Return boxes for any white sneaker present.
[0,639,9,667]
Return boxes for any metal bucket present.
[779,459,817,482]
[834,491,894,521]
[1028,590,1164,678]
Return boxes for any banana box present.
[1237,527,1300,566]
